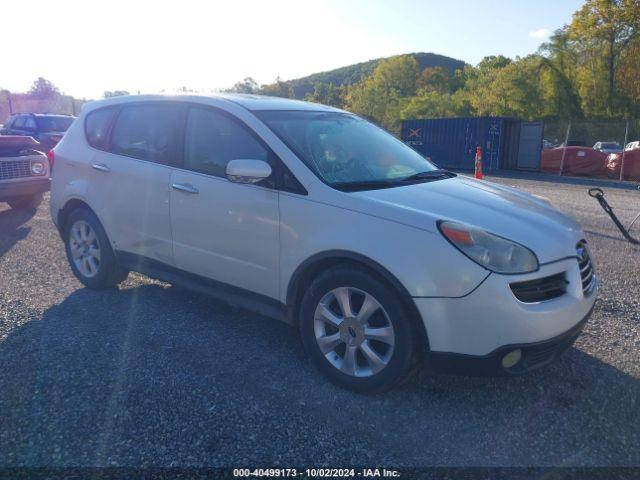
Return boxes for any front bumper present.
[0,178,50,201]
[428,304,593,376]
[414,256,598,374]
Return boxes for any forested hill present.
[287,52,466,98]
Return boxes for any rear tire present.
[8,193,43,210]
[63,208,129,289]
[299,265,418,393]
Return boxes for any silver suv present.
[0,136,50,210]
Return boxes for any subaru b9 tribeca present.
[50,95,597,392]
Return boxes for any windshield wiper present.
[400,169,457,183]
[333,170,457,192]
[332,179,400,192]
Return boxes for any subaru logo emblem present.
[577,247,587,262]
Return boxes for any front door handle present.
[92,163,111,173]
[171,183,199,194]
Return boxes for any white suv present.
[50,95,597,391]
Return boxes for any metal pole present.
[619,120,629,181]
[559,122,571,176]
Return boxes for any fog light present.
[31,161,45,175]
[501,349,522,369]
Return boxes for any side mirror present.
[226,159,272,184]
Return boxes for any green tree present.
[28,77,60,99]
[343,55,419,132]
[305,82,344,107]
[227,77,259,94]
[417,66,453,93]
[460,56,512,116]
[616,38,640,115]
[401,91,458,119]
[260,77,294,98]
[569,0,640,114]
[103,90,130,98]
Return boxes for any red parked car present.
[605,149,640,181]
[541,146,608,177]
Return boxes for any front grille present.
[0,159,31,180]
[577,241,596,295]
[510,273,568,303]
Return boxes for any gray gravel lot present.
[0,175,639,468]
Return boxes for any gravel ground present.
[0,175,638,468]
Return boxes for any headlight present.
[438,221,538,274]
[31,161,45,175]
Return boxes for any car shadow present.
[0,206,36,258]
[0,284,638,467]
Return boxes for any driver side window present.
[184,107,268,178]
[13,116,26,129]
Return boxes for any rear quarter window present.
[85,108,118,150]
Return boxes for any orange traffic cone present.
[474,147,483,180]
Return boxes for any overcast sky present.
[3,0,583,99]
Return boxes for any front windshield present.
[257,111,437,187]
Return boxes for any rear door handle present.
[171,183,199,194]
[92,163,111,173]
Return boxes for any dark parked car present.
[0,113,75,152]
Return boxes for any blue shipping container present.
[401,117,511,172]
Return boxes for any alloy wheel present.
[313,287,395,377]
[69,220,101,278]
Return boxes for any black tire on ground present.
[299,265,419,393]
[7,193,43,210]
[63,208,129,289]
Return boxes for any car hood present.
[348,176,583,263]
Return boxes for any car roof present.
[82,93,345,114]
[10,113,74,118]
[218,93,343,112]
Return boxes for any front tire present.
[8,193,43,210]
[299,266,418,392]
[64,208,128,289]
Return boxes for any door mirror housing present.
[226,159,272,184]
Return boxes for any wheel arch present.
[57,197,96,234]
[285,250,430,350]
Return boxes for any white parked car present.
[593,141,622,154]
[50,95,597,391]
[625,141,639,151]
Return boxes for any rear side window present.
[110,104,182,165]
[36,116,74,132]
[13,116,26,128]
[85,108,117,150]
[184,107,268,177]
[25,117,37,130]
